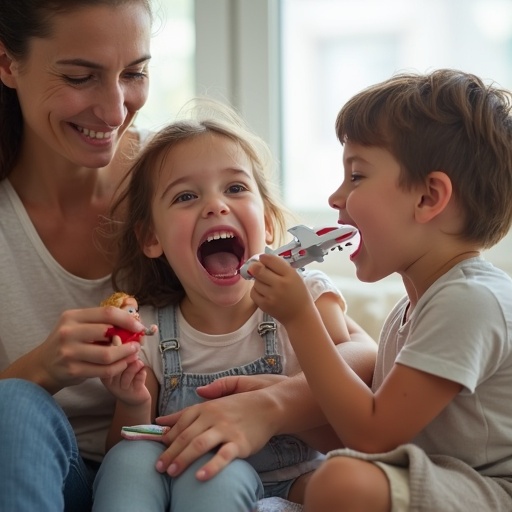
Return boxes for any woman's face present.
[2,2,151,169]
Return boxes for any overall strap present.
[257,312,278,355]
[157,304,182,376]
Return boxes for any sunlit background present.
[138,0,512,338]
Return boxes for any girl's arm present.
[103,365,159,451]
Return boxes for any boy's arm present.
[154,306,377,478]
[250,253,462,452]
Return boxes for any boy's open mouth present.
[198,233,244,279]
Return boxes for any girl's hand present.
[11,306,146,394]
[101,359,150,406]
[249,253,315,326]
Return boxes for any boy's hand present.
[249,253,315,326]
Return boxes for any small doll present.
[100,292,158,346]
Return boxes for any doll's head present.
[101,292,140,320]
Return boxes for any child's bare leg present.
[287,471,314,504]
[304,457,391,512]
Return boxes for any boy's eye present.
[227,184,248,194]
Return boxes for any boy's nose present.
[329,185,345,210]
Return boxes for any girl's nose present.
[202,196,230,217]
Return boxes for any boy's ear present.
[136,223,163,258]
[264,213,274,245]
[415,171,452,223]
[0,42,17,89]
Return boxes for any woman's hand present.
[2,305,145,394]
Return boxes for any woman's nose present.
[93,83,127,128]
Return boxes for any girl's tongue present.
[203,252,239,278]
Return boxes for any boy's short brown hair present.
[335,69,512,248]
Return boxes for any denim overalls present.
[156,304,324,495]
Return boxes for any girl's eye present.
[227,184,248,194]
[174,192,197,203]
[126,307,137,315]
[350,173,363,182]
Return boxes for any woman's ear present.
[0,42,17,89]
[415,171,452,224]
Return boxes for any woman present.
[0,1,153,510]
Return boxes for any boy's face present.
[329,141,423,282]
[143,132,272,308]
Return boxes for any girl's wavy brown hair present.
[106,99,291,307]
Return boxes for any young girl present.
[92,101,371,512]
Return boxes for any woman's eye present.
[63,75,92,85]
[124,70,148,81]
[351,173,363,182]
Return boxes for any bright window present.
[137,0,195,131]
[281,0,512,213]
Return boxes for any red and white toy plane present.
[240,224,359,280]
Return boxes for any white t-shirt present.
[374,257,512,477]
[139,270,346,384]
[0,179,115,461]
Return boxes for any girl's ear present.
[0,42,18,89]
[415,171,452,224]
[136,223,163,258]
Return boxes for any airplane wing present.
[287,225,321,249]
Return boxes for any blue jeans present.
[93,440,263,512]
[0,379,96,512]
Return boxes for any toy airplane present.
[240,224,358,280]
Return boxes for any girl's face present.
[144,132,273,308]
[329,140,423,283]
[1,2,151,169]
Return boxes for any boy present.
[247,69,512,511]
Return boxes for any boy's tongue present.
[203,252,239,277]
